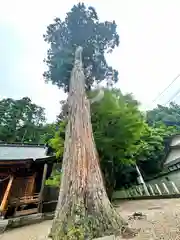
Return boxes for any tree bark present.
[50,46,136,239]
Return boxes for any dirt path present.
[1,198,180,239]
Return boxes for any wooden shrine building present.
[0,143,55,219]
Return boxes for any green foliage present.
[0,97,47,143]
[50,89,146,196]
[49,89,180,192]
[136,123,178,176]
[66,226,84,240]
[50,121,66,158]
[0,97,57,145]
[138,103,180,177]
[91,90,148,195]
[56,100,68,122]
[91,89,144,165]
[147,102,180,128]
[39,123,57,144]
[46,169,61,187]
[43,3,119,92]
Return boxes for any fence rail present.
[113,180,180,199]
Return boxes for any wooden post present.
[162,182,170,194]
[30,173,36,194]
[0,175,14,217]
[148,184,155,196]
[170,181,179,194]
[38,163,48,213]
[26,174,36,196]
[155,184,162,195]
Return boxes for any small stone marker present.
[93,235,115,240]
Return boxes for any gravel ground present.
[1,199,180,239]
[116,198,180,239]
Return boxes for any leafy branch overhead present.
[43,3,119,92]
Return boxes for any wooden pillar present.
[0,175,14,217]
[29,174,36,195]
[38,163,48,213]
[26,174,36,196]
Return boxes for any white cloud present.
[0,0,180,121]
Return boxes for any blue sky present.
[1,0,180,122]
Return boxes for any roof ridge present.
[0,143,45,148]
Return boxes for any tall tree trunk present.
[50,47,136,239]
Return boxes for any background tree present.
[43,2,119,92]
[39,123,57,144]
[56,100,68,122]
[90,89,145,199]
[147,102,180,128]
[0,97,46,143]
[136,123,178,177]
[50,121,66,159]
[50,89,146,199]
[114,123,179,188]
[50,91,180,195]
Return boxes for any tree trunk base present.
[49,200,138,240]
